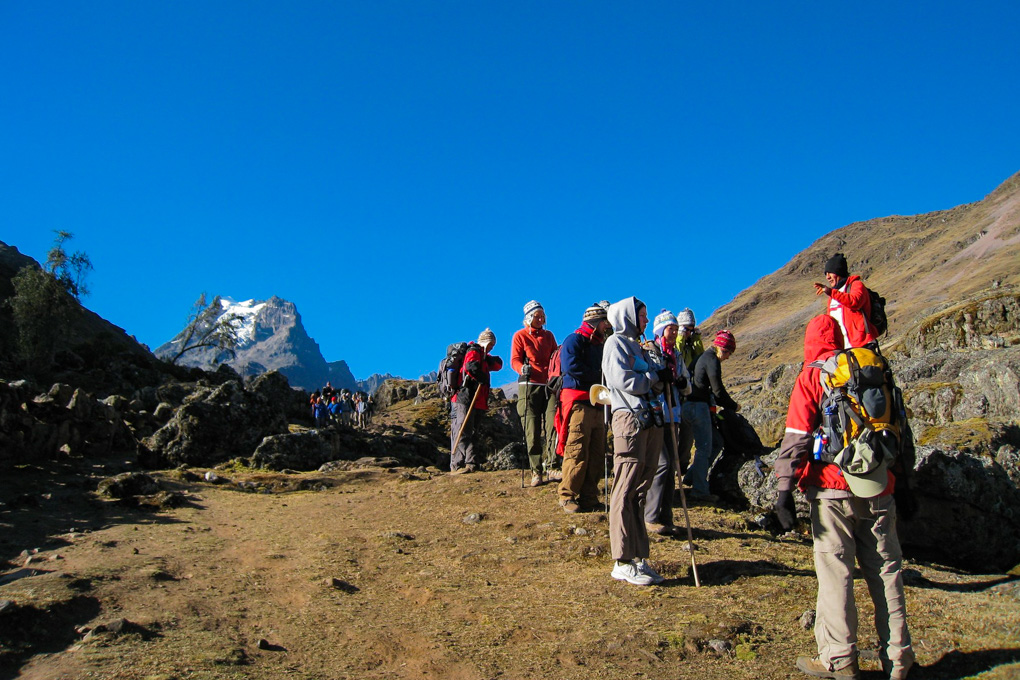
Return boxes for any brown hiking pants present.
[811,495,914,677]
[609,410,662,562]
[558,402,606,506]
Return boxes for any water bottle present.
[812,433,824,460]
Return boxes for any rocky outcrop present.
[0,380,136,465]
[373,379,440,409]
[141,377,289,468]
[249,427,441,471]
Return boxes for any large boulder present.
[141,379,288,468]
[902,443,1020,571]
[251,431,335,470]
[737,442,1020,572]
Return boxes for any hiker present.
[774,314,914,680]
[321,381,335,401]
[451,328,503,474]
[555,303,612,513]
[674,308,703,477]
[644,310,692,536]
[511,300,560,487]
[681,329,738,502]
[355,393,368,429]
[602,297,666,586]
[814,253,879,349]
[675,308,704,374]
[312,395,328,428]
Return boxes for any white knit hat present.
[676,308,696,328]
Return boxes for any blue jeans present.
[681,401,722,494]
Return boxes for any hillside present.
[700,171,1020,446]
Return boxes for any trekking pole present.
[602,371,611,510]
[666,387,701,587]
[521,356,530,488]
[450,386,481,463]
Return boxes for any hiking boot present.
[560,499,580,514]
[530,472,544,487]
[646,522,674,536]
[635,559,665,584]
[795,656,861,679]
[546,469,563,481]
[451,465,472,475]
[611,560,654,586]
[580,500,607,513]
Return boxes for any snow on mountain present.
[218,297,266,348]
[155,296,410,393]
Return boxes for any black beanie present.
[824,253,849,277]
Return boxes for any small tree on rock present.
[46,230,93,300]
[6,231,91,371]
[166,294,244,365]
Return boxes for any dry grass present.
[2,455,1019,680]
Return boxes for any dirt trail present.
[2,461,1019,680]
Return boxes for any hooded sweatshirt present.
[601,297,661,413]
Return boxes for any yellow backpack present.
[815,347,903,466]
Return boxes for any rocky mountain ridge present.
[154,295,399,393]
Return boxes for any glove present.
[774,490,797,531]
[657,368,673,386]
[893,478,918,521]
[675,375,688,391]
[521,364,532,380]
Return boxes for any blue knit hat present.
[653,309,678,338]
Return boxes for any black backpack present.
[868,288,888,336]
[437,342,469,401]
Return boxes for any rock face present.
[141,376,289,468]
[153,296,403,393]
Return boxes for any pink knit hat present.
[713,329,736,353]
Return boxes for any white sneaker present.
[635,559,665,584]
[611,560,655,586]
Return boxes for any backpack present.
[813,347,904,471]
[438,342,469,401]
[868,288,888,336]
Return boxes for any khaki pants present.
[517,384,559,473]
[609,411,662,562]
[811,495,914,676]
[558,402,606,506]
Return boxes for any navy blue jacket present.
[560,325,604,391]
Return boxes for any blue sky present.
[3,2,1018,386]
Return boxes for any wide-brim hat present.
[834,438,890,498]
[589,384,612,406]
[841,459,890,498]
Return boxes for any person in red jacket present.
[814,253,878,349]
[450,328,503,474]
[774,315,913,680]
[511,300,560,487]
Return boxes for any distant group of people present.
[310,382,372,429]
[441,252,915,680]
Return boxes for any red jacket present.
[452,346,503,410]
[827,275,878,348]
[774,315,894,495]
[511,326,558,383]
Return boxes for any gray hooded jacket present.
[601,297,663,413]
